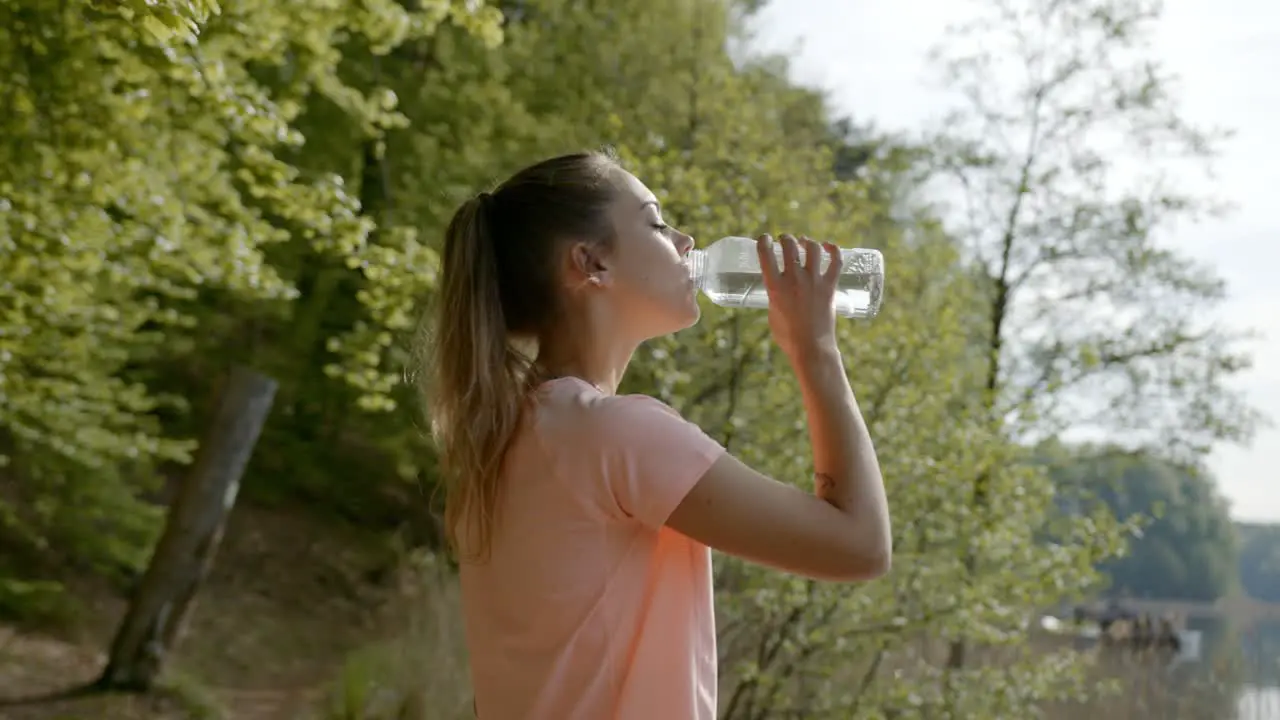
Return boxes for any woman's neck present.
[536,350,633,396]
[536,309,636,396]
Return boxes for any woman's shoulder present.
[534,378,686,435]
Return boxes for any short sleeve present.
[588,395,726,530]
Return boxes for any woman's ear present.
[567,241,611,288]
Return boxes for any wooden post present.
[98,365,278,691]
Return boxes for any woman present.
[418,150,891,719]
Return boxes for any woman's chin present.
[678,297,702,329]
[640,292,703,338]
[647,302,701,339]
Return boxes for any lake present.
[1042,616,1280,719]
[1228,618,1280,720]
[1239,686,1280,720]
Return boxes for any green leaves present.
[89,0,222,45]
[0,0,1253,716]
[0,0,498,596]
[930,0,1259,453]
[1048,448,1239,601]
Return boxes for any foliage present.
[1047,445,1239,602]
[923,0,1259,696]
[0,0,498,590]
[0,0,1260,716]
[1238,523,1280,603]
[320,552,471,720]
[928,0,1260,456]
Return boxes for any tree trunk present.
[98,365,278,691]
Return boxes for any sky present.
[753,0,1278,522]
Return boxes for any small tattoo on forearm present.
[815,472,836,496]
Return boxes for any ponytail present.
[420,193,533,562]
[412,151,622,562]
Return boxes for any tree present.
[0,0,500,611]
[101,366,277,691]
[1238,523,1280,603]
[321,0,797,507]
[1048,445,1238,602]
[0,0,1217,715]
[927,0,1262,679]
[427,2,1125,715]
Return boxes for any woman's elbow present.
[821,535,891,582]
[845,544,892,581]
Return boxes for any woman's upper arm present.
[581,392,887,581]
[665,452,889,582]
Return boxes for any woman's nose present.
[675,231,695,256]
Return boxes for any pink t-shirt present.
[458,377,727,720]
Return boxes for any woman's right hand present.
[666,235,890,583]
[756,233,843,363]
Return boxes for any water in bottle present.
[685,236,885,319]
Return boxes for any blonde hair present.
[414,151,620,562]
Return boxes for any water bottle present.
[686,236,885,319]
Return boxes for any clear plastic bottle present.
[686,236,885,319]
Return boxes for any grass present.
[0,504,431,720]
[313,551,472,720]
